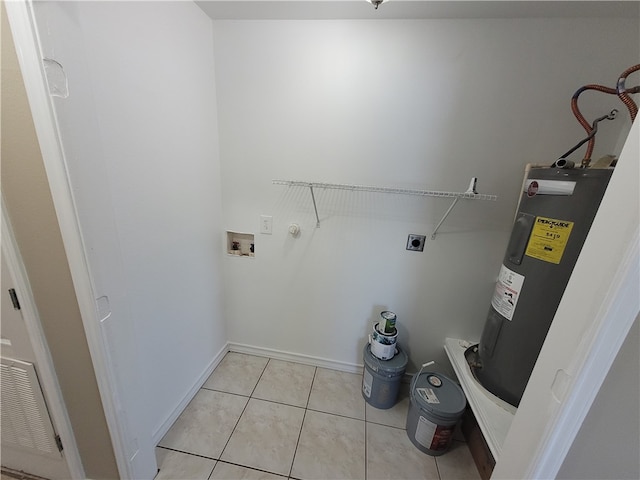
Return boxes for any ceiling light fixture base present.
[367,0,388,10]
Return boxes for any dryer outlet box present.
[406,234,426,252]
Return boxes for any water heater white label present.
[491,264,525,321]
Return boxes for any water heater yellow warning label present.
[525,216,574,264]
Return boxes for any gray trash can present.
[362,344,408,409]
[406,371,466,456]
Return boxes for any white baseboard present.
[228,342,364,375]
[152,342,230,445]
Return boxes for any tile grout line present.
[214,356,271,464]
[205,386,378,421]
[287,366,317,479]
[200,386,248,395]
[206,458,216,480]
[156,445,217,461]
[434,454,443,480]
[306,406,366,422]
[305,366,318,410]
[288,407,308,479]
[366,420,407,430]
[249,357,271,398]
[213,459,288,479]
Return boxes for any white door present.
[1,250,72,480]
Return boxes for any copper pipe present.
[617,64,640,121]
[571,84,618,133]
[558,111,617,168]
[571,85,618,166]
[568,64,640,168]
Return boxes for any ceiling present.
[195,0,640,20]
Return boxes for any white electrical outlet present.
[260,215,273,234]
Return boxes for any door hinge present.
[8,288,21,310]
[55,434,63,452]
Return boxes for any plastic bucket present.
[369,323,398,360]
[405,371,466,456]
[362,344,408,409]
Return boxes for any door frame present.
[1,201,85,479]
[4,1,133,478]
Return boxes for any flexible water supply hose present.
[555,110,618,166]
[571,85,619,166]
[617,64,640,121]
[569,64,639,167]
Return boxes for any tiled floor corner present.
[157,352,481,480]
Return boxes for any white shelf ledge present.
[444,337,516,461]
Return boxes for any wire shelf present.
[272,180,497,201]
[273,178,498,238]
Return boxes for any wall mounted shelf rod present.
[431,197,461,240]
[272,178,497,231]
[308,184,320,228]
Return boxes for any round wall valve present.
[288,223,300,237]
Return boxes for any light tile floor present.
[157,352,480,480]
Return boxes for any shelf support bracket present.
[431,177,478,240]
[308,184,321,228]
[431,197,460,240]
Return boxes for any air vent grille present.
[1,358,60,457]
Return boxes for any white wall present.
[31,1,226,476]
[557,315,639,480]
[212,17,638,371]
